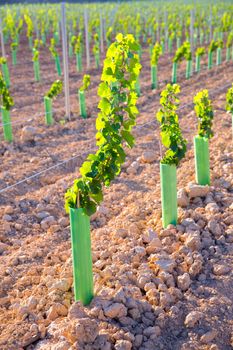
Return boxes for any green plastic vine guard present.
[69,43,73,57]
[95,54,100,69]
[76,53,82,72]
[160,163,177,228]
[44,96,53,125]
[162,42,165,54]
[12,49,17,65]
[42,33,46,45]
[54,31,59,44]
[135,76,140,97]
[149,45,152,57]
[2,63,10,88]
[195,55,200,72]
[151,65,157,90]
[216,47,221,65]
[29,36,33,48]
[55,56,61,76]
[226,47,230,62]
[70,208,94,305]
[172,62,177,83]
[176,37,181,49]
[208,51,213,69]
[194,135,210,185]
[186,59,192,79]
[200,33,204,45]
[232,113,233,139]
[33,60,40,82]
[79,90,87,118]
[1,106,13,142]
[168,38,172,53]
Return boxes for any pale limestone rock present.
[104,303,127,319]
[177,189,190,207]
[185,311,202,327]
[21,126,37,142]
[4,205,14,214]
[185,232,201,251]
[141,151,157,164]
[213,264,230,276]
[115,339,132,350]
[143,326,161,337]
[208,220,222,237]
[200,330,217,344]
[177,273,191,291]
[187,183,209,198]
[40,215,56,230]
[69,318,99,343]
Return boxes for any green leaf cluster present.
[11,42,18,50]
[151,42,162,66]
[156,83,187,166]
[226,83,233,114]
[226,32,233,48]
[65,33,141,216]
[71,33,82,54]
[46,80,63,99]
[194,89,214,139]
[32,39,42,62]
[24,14,33,38]
[49,38,58,58]
[195,47,205,57]
[0,57,7,64]
[79,74,91,92]
[32,48,39,62]
[173,41,191,63]
[209,39,223,52]
[93,33,100,56]
[0,72,14,110]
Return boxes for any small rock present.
[177,189,190,207]
[51,341,71,350]
[185,311,202,327]
[68,302,87,320]
[21,126,37,142]
[127,161,139,175]
[134,334,143,347]
[146,237,162,254]
[36,211,50,220]
[50,279,71,292]
[143,326,161,337]
[68,318,98,343]
[205,202,219,214]
[185,232,201,251]
[208,220,222,237]
[47,303,68,320]
[141,151,156,164]
[40,216,56,230]
[58,217,69,227]
[104,303,127,319]
[143,229,158,244]
[187,183,209,198]
[200,330,217,344]
[115,339,132,350]
[155,258,176,273]
[27,296,38,311]
[4,205,14,214]
[177,273,191,291]
[224,215,233,225]
[0,242,9,254]
[213,264,230,276]
[3,214,13,222]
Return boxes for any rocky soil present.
[0,34,233,350]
